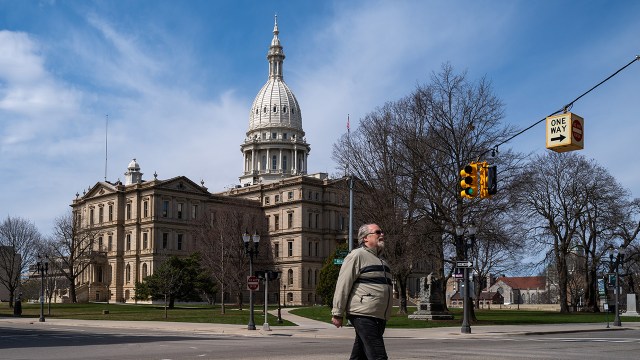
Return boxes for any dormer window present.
[273,106,277,112]
[283,106,287,113]
[263,106,267,113]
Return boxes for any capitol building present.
[70,18,351,306]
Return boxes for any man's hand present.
[331,315,343,328]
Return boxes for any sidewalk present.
[3,308,639,339]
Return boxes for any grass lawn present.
[0,301,294,326]
[3,302,638,328]
[290,306,640,328]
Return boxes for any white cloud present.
[0,30,83,152]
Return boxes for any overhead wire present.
[345,55,640,181]
[485,55,640,158]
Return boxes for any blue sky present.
[1,0,639,234]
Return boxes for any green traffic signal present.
[459,163,478,199]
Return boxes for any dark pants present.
[347,315,388,360]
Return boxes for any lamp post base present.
[247,323,256,330]
[461,325,471,334]
[263,322,271,331]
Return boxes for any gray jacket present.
[331,246,393,320]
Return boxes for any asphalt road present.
[1,322,640,359]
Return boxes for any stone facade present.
[69,18,350,306]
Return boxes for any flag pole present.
[347,114,354,252]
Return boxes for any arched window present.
[142,263,148,279]
[308,269,312,286]
[126,264,131,283]
[261,155,267,170]
[288,269,294,286]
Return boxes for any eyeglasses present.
[369,230,383,235]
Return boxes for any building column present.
[266,149,271,173]
[251,148,255,173]
[293,147,298,174]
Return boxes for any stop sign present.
[247,275,260,291]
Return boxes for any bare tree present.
[509,152,629,312]
[612,198,640,294]
[0,216,42,307]
[48,211,97,303]
[333,63,524,316]
[193,203,268,310]
[573,164,629,312]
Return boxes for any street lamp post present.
[456,226,469,334]
[261,270,281,331]
[36,255,49,323]
[263,271,271,331]
[242,231,260,330]
[277,274,283,324]
[609,247,625,327]
[457,224,476,334]
[283,284,286,308]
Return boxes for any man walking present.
[331,223,392,360]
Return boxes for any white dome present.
[247,15,304,137]
[249,78,302,132]
[127,158,140,171]
[239,16,310,186]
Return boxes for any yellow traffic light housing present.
[478,163,498,198]
[460,163,479,199]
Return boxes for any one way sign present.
[456,261,473,268]
[546,112,584,153]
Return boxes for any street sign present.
[333,258,344,265]
[456,261,472,268]
[598,278,606,296]
[247,275,260,291]
[335,249,349,258]
[546,112,584,152]
[453,267,464,278]
[607,273,616,289]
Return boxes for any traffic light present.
[460,163,478,199]
[486,165,497,195]
[479,164,497,198]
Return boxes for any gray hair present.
[357,224,373,245]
